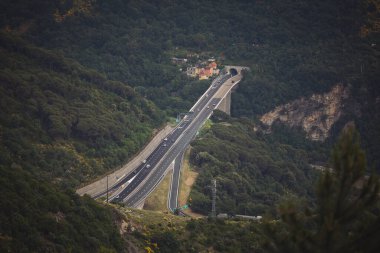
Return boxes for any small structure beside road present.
[186,60,220,80]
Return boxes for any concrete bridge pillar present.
[216,91,231,115]
[214,66,250,115]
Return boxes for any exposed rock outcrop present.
[260,84,350,141]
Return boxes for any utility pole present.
[106,175,109,203]
[211,179,216,218]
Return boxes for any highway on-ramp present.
[168,151,184,212]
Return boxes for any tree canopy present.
[263,126,380,253]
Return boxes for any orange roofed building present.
[187,61,219,80]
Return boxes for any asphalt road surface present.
[122,97,222,207]
[168,151,184,211]
[104,73,233,206]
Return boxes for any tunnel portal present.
[229,68,238,76]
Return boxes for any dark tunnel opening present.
[230,68,238,76]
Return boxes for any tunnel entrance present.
[229,68,238,76]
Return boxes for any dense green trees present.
[1,0,378,167]
[0,0,378,251]
[262,126,380,253]
[227,0,379,167]
[189,113,322,216]
[128,127,379,253]
[0,165,123,252]
[181,218,263,253]
[0,32,158,252]
[0,32,165,187]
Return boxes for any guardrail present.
[189,73,231,112]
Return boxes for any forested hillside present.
[0,0,379,252]
[118,127,380,253]
[227,0,380,166]
[0,32,159,251]
[2,0,378,166]
[0,33,165,187]
[0,165,123,252]
[189,111,324,216]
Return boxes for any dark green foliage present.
[151,231,180,253]
[0,165,123,253]
[0,0,378,251]
[1,0,378,166]
[189,115,320,216]
[339,73,380,169]
[262,126,380,253]
[181,219,263,253]
[230,0,378,116]
[227,0,380,168]
[0,32,164,187]
[0,0,219,115]
[134,214,264,253]
[267,122,329,163]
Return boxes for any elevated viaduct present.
[78,66,249,209]
[215,66,249,115]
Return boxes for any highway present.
[124,97,222,206]
[86,70,243,208]
[168,151,184,212]
[166,72,244,211]
[108,73,232,206]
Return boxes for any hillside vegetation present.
[2,0,378,166]
[0,33,165,188]
[189,111,324,216]
[119,128,380,253]
[2,0,379,165]
[117,206,263,253]
[0,32,160,251]
[0,0,379,252]
[0,165,124,252]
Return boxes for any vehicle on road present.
[98,72,244,207]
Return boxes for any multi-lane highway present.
[166,72,244,211]
[88,70,242,208]
[109,73,232,205]
[124,96,222,206]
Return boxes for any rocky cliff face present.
[260,84,350,141]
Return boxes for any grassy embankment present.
[143,120,213,214]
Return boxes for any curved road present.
[166,73,244,211]
[92,72,242,208]
[168,151,184,211]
